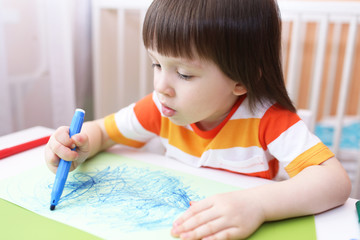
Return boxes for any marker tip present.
[50,205,55,211]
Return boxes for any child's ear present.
[233,83,247,96]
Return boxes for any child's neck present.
[195,117,227,131]
[194,95,245,132]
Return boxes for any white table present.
[0,126,359,240]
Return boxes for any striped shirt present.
[104,92,334,179]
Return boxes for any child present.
[45,0,351,239]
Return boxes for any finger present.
[178,199,212,222]
[50,140,78,162]
[180,217,238,239]
[182,206,220,231]
[178,215,225,240]
[72,133,90,154]
[172,201,214,237]
[44,144,60,174]
[68,133,90,172]
[45,139,79,173]
[54,126,76,148]
[47,127,78,161]
[173,200,211,228]
[202,227,244,240]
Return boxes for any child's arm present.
[45,118,114,174]
[171,157,351,240]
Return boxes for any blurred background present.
[0,0,360,196]
[0,0,93,133]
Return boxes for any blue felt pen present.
[50,108,85,211]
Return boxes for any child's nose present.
[154,75,175,97]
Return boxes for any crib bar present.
[281,21,290,74]
[117,9,126,108]
[323,23,342,118]
[139,9,148,99]
[45,0,76,127]
[298,15,360,24]
[333,16,358,154]
[278,1,360,15]
[309,16,329,131]
[92,0,152,10]
[355,157,360,198]
[285,14,303,105]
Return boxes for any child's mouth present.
[161,104,176,117]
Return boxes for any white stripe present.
[231,97,273,120]
[160,138,201,167]
[267,120,321,165]
[202,147,271,173]
[114,103,157,142]
[161,137,272,173]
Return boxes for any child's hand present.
[171,190,265,240]
[44,126,90,174]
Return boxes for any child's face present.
[148,49,246,130]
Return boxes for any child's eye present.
[178,73,192,80]
[152,63,161,69]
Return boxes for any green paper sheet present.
[0,152,316,239]
[0,199,100,240]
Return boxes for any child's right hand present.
[44,126,90,174]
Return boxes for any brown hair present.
[143,0,296,112]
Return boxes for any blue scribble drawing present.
[43,165,203,231]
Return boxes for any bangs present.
[143,0,217,60]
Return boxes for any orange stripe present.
[104,114,146,148]
[160,117,262,156]
[285,142,334,177]
[134,93,161,135]
[259,104,300,149]
[213,118,262,148]
[160,117,210,157]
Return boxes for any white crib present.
[279,1,360,198]
[91,0,360,198]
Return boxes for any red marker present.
[0,135,50,159]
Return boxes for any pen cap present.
[69,109,85,137]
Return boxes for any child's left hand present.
[171,190,265,240]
